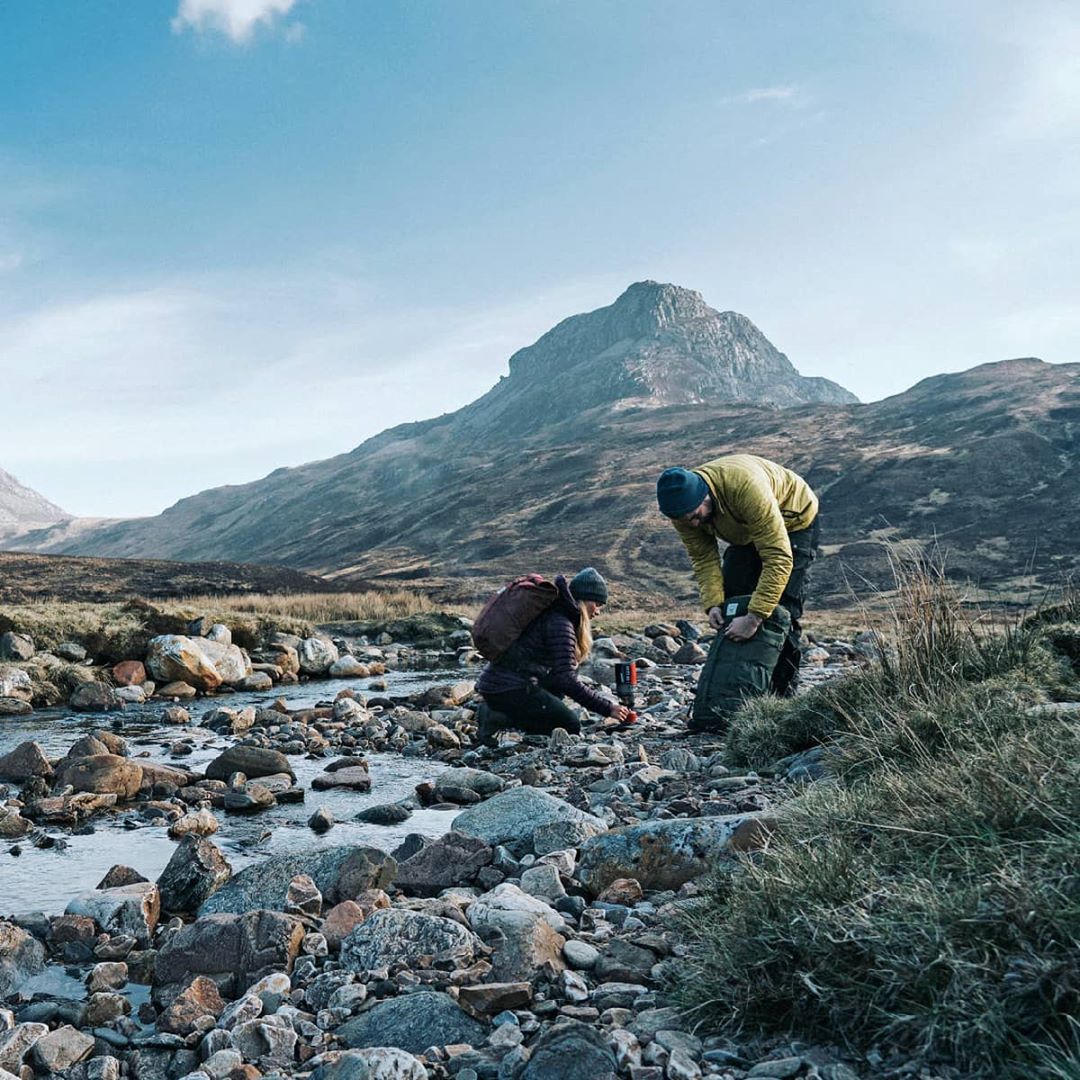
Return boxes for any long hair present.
[574,603,593,663]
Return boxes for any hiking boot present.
[475,702,509,747]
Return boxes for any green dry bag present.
[690,595,792,732]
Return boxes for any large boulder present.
[0,1023,48,1072]
[0,633,34,662]
[69,683,123,712]
[157,975,226,1035]
[146,635,252,691]
[467,884,566,983]
[335,991,487,1055]
[577,813,773,894]
[393,833,493,895]
[53,755,143,800]
[204,746,295,782]
[340,909,482,973]
[65,882,160,946]
[297,636,339,676]
[31,1026,94,1073]
[157,836,233,913]
[452,786,607,856]
[0,921,46,997]
[520,1020,617,1080]
[153,910,305,997]
[0,740,52,782]
[0,668,33,702]
[0,697,32,716]
[200,846,396,915]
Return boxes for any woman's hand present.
[608,703,631,722]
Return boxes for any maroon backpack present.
[471,574,559,661]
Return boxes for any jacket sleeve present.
[541,614,614,716]
[733,468,793,617]
[673,520,725,613]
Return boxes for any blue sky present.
[1,0,1077,517]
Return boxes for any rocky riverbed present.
[1,616,877,1080]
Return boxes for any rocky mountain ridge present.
[0,468,68,533]
[5,284,1078,606]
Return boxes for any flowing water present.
[0,669,465,917]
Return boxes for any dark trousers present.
[722,516,820,695]
[481,683,582,736]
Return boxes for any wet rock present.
[747,1057,804,1078]
[66,734,111,759]
[0,1023,48,1072]
[308,806,334,832]
[66,882,160,946]
[354,802,409,825]
[328,656,370,678]
[162,705,191,725]
[153,910,304,997]
[87,961,128,992]
[157,836,233,914]
[205,747,294,782]
[577,814,773,893]
[0,922,46,997]
[223,783,276,813]
[146,635,252,692]
[340,908,482,972]
[238,673,273,692]
[200,846,396,915]
[433,767,505,802]
[0,633,34,662]
[298,636,339,676]
[84,990,130,1025]
[98,865,149,889]
[158,681,198,699]
[158,976,225,1035]
[32,1025,94,1073]
[453,786,607,856]
[54,755,143,800]
[394,833,493,895]
[311,766,370,792]
[520,1019,617,1080]
[0,809,29,839]
[0,697,31,716]
[0,740,52,782]
[168,809,218,839]
[335,991,486,1055]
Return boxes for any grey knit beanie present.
[569,567,608,605]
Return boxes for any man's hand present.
[724,613,763,641]
[708,606,725,630]
[609,703,631,722]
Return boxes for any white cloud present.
[718,84,811,108]
[172,0,301,44]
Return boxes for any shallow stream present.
[0,668,463,916]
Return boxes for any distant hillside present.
[8,282,1078,607]
[0,468,68,533]
[0,551,341,604]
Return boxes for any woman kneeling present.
[475,567,631,743]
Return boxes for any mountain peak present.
[609,280,712,328]
[485,281,856,427]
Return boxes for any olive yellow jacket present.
[672,454,818,618]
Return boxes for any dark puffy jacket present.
[476,575,612,716]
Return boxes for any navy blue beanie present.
[656,467,708,518]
